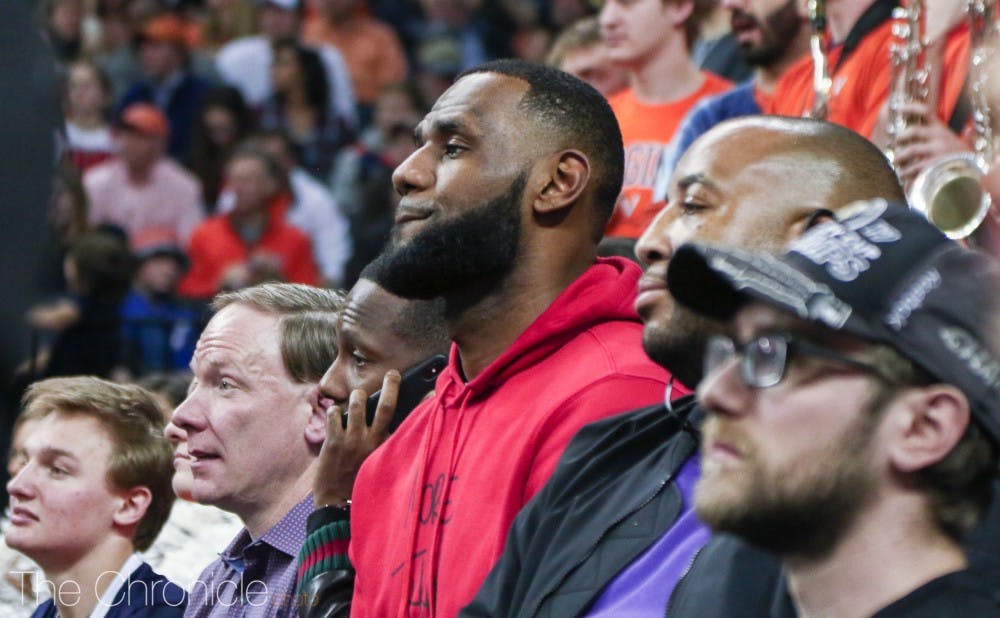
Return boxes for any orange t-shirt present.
[606,72,732,239]
[302,15,408,105]
[768,16,969,139]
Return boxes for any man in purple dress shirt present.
[170,283,342,617]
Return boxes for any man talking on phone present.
[297,59,674,617]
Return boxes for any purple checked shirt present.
[184,495,313,618]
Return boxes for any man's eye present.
[352,352,368,368]
[48,465,68,478]
[679,200,709,215]
[443,143,464,159]
[219,379,236,391]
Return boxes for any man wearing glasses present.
[666,201,1000,615]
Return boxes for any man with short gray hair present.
[171,282,342,617]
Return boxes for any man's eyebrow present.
[675,173,716,192]
[38,447,79,462]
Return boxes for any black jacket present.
[461,397,701,617]
[667,480,1000,617]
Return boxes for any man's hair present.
[228,144,285,184]
[546,16,603,68]
[212,283,344,383]
[19,376,175,552]
[67,230,136,302]
[456,59,625,240]
[862,345,998,542]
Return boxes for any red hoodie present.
[349,257,686,617]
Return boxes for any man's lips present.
[9,506,38,525]
[187,449,221,464]
[706,439,743,460]
[394,206,433,226]
[730,13,757,33]
[635,270,669,314]
[603,33,626,47]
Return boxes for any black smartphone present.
[357,354,448,432]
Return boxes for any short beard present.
[642,304,727,388]
[695,398,882,560]
[740,0,803,67]
[371,174,525,302]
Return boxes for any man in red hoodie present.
[298,59,678,617]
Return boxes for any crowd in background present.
[3,0,1000,614]
[23,0,691,389]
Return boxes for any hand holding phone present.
[340,354,448,432]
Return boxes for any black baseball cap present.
[667,199,1000,444]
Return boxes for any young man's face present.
[6,413,125,566]
[599,0,683,67]
[694,302,886,556]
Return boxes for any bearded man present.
[297,59,675,617]
[668,202,1000,615]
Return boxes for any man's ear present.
[532,150,591,216]
[304,393,327,447]
[667,0,695,28]
[113,486,153,528]
[887,385,970,474]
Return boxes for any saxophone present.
[807,0,832,119]
[885,0,930,164]
[902,0,996,241]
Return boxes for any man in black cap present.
[667,201,1000,615]
[120,240,203,374]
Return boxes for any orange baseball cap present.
[118,103,170,138]
[138,14,189,48]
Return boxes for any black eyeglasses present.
[704,333,887,389]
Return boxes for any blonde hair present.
[212,283,345,382]
[21,376,175,551]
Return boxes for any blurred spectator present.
[413,33,464,106]
[118,14,211,163]
[180,148,319,298]
[0,415,43,611]
[215,0,357,128]
[85,103,204,250]
[45,0,85,64]
[413,0,489,70]
[189,86,256,209]
[691,2,752,83]
[598,0,731,239]
[40,165,92,295]
[92,3,144,102]
[190,0,260,53]
[239,129,352,287]
[511,24,553,62]
[546,16,627,98]
[121,242,204,375]
[303,0,407,117]
[543,0,590,29]
[62,59,118,172]
[260,40,350,179]
[24,231,134,380]
[328,81,423,285]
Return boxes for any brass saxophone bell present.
[908,153,992,241]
